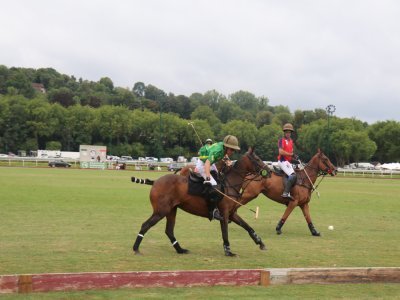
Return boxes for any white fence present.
[337,168,400,178]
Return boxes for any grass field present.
[1,167,399,298]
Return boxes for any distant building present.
[32,83,46,93]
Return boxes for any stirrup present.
[281,192,294,200]
[212,208,223,221]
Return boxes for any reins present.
[216,152,266,218]
[299,154,332,197]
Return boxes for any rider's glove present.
[203,177,212,185]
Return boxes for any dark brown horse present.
[242,149,337,236]
[131,148,268,256]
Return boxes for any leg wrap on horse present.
[133,233,144,252]
[170,239,188,254]
[308,222,321,236]
[276,219,285,235]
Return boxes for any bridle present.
[221,151,268,199]
[300,153,336,193]
[303,153,335,177]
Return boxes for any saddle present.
[271,164,300,176]
[187,169,224,201]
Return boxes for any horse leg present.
[300,203,321,236]
[165,207,189,254]
[219,215,235,257]
[230,212,267,250]
[275,199,298,235]
[133,213,164,255]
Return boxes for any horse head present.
[239,146,268,176]
[316,149,337,176]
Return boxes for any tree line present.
[0,65,399,165]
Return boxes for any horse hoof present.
[259,244,267,250]
[276,230,282,235]
[225,252,236,257]
[178,249,190,254]
[134,250,142,255]
[312,232,321,237]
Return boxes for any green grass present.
[1,284,400,299]
[1,167,399,298]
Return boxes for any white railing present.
[337,168,400,178]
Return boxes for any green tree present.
[99,77,114,91]
[202,90,226,111]
[299,118,377,165]
[48,87,75,107]
[256,124,281,160]
[221,120,258,153]
[46,141,61,150]
[0,65,10,94]
[6,68,35,98]
[66,105,96,149]
[229,90,258,114]
[369,121,400,162]
[1,95,30,153]
[256,111,273,128]
[133,82,146,98]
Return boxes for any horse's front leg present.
[219,214,235,257]
[276,198,298,235]
[300,203,320,236]
[230,212,267,250]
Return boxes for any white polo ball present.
[328,225,334,230]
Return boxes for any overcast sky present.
[1,0,399,124]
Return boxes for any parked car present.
[0,153,8,158]
[120,156,133,161]
[177,156,187,163]
[168,163,181,171]
[160,157,174,163]
[48,160,71,168]
[146,157,158,162]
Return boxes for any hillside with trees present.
[0,65,399,165]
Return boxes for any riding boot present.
[205,186,223,221]
[281,176,293,199]
[207,201,223,221]
[281,174,296,200]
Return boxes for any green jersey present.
[199,142,225,165]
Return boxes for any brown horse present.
[131,148,268,256]
[242,149,337,236]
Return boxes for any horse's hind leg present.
[165,207,189,254]
[230,212,267,250]
[133,213,164,255]
[300,203,320,236]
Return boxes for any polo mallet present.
[213,188,259,219]
[187,122,203,146]
[297,157,320,198]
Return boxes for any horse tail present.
[131,177,154,185]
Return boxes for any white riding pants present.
[277,160,295,176]
[195,159,218,186]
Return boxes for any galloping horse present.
[131,148,268,256]
[241,149,337,236]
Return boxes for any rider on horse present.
[195,135,241,221]
[278,123,297,200]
